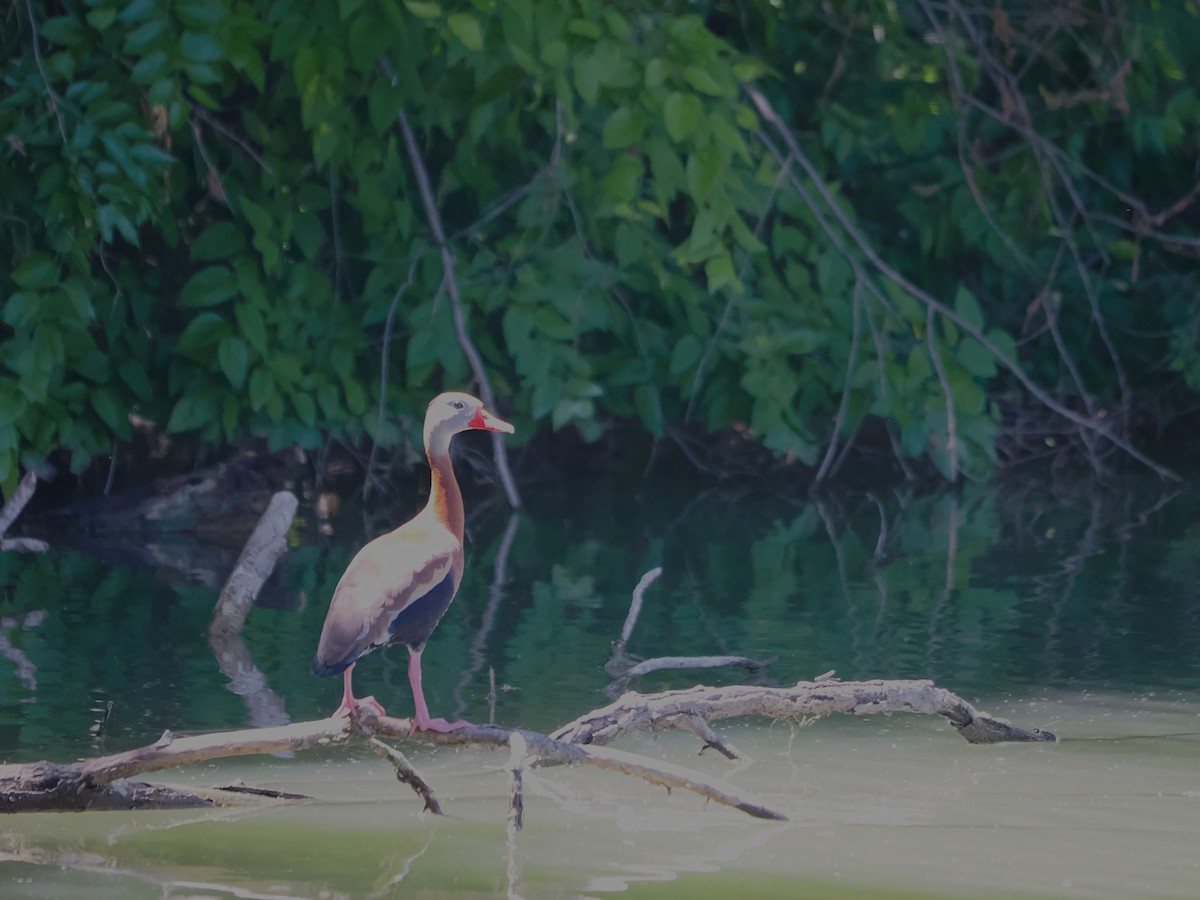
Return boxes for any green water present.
[1,471,1199,897]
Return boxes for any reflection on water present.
[1,470,1199,896]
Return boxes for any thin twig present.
[189,118,230,206]
[926,303,959,481]
[23,0,66,141]
[192,108,274,174]
[613,566,663,655]
[814,279,863,483]
[365,252,425,500]
[366,736,443,814]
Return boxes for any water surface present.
[1,470,1198,897]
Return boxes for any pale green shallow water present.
[3,696,1199,899]
[1,472,1199,897]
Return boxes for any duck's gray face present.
[427,392,514,436]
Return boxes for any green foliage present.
[3,0,1199,496]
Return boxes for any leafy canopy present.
[2,0,1198,495]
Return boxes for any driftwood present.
[0,472,47,553]
[207,490,298,728]
[0,677,1053,816]
[553,680,1055,747]
[209,489,298,638]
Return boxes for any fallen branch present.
[0,711,781,818]
[605,567,777,697]
[0,717,350,812]
[553,680,1055,747]
[0,678,1051,816]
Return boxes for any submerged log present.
[38,457,287,542]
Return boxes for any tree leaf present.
[176,312,230,355]
[683,64,731,97]
[447,13,483,51]
[704,251,739,293]
[404,0,441,19]
[602,107,645,149]
[12,255,59,290]
[119,361,153,401]
[166,391,219,433]
[953,285,984,331]
[191,222,242,261]
[218,335,249,389]
[179,266,238,307]
[248,367,274,412]
[670,334,702,376]
[90,387,132,439]
[663,92,702,143]
[180,31,224,63]
[291,391,316,426]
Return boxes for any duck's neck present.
[425,437,464,542]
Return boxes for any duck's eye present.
[451,400,465,410]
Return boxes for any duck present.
[312,392,514,731]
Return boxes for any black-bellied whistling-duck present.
[312,392,514,731]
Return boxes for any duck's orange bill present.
[468,408,515,434]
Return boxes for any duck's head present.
[423,392,514,452]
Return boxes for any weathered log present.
[209,490,298,638]
[0,717,350,812]
[553,679,1056,746]
[0,678,1051,816]
[0,472,40,552]
[0,712,783,818]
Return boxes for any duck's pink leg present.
[408,647,469,732]
[333,662,386,718]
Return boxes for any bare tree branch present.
[742,82,1179,482]
[391,96,522,509]
[22,0,66,142]
[926,303,960,481]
